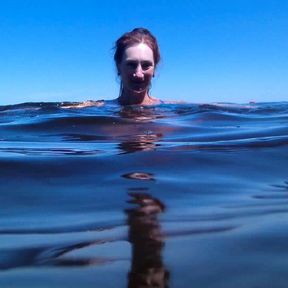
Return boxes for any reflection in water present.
[118,106,165,122]
[119,133,162,154]
[126,191,169,288]
[122,172,155,181]
[117,106,167,154]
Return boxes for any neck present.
[118,89,154,105]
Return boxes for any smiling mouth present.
[127,82,148,93]
[130,81,146,88]
[132,78,149,85]
[131,79,145,84]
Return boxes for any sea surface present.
[0,101,288,288]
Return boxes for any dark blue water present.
[0,101,288,287]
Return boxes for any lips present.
[131,79,145,84]
[130,80,147,87]
[131,78,147,85]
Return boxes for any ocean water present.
[0,101,288,288]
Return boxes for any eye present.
[141,61,153,70]
[126,61,137,69]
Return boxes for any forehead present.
[123,43,154,62]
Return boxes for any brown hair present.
[114,28,160,71]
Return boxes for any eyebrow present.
[125,60,154,64]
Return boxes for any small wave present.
[0,101,287,155]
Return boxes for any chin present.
[129,87,148,94]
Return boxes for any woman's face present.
[118,43,155,94]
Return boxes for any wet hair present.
[114,27,160,72]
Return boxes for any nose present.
[133,64,144,79]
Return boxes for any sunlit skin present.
[117,43,160,105]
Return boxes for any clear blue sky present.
[1,0,287,105]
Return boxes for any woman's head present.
[114,28,160,73]
[114,28,161,104]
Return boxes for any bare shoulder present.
[161,100,187,104]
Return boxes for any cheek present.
[118,69,128,82]
[146,70,154,79]
[119,67,133,79]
